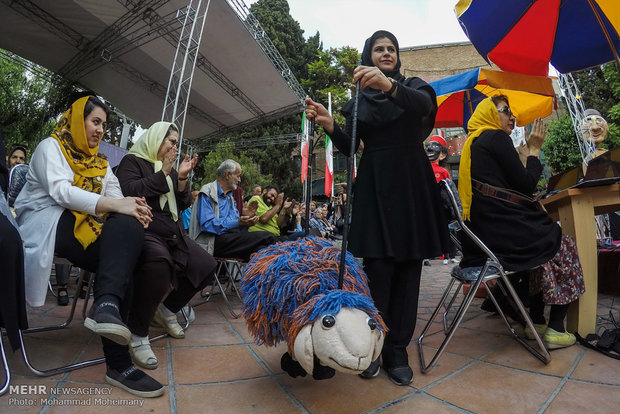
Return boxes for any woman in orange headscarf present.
[15,95,164,397]
[458,95,585,350]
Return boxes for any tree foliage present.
[572,62,620,150]
[542,63,620,172]
[249,0,319,80]
[198,139,272,194]
[0,55,57,158]
[541,112,582,173]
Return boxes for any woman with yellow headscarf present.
[15,95,164,397]
[457,96,584,350]
[116,121,216,370]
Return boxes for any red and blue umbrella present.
[429,68,556,130]
[455,0,620,76]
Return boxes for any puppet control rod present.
[337,65,361,289]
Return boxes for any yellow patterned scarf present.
[52,96,109,248]
[129,121,179,221]
[458,97,503,220]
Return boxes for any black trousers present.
[364,258,423,368]
[54,210,144,369]
[128,238,216,337]
[213,230,275,261]
[0,214,28,350]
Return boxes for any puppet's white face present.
[293,308,384,375]
[582,115,608,146]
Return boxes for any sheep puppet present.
[241,236,386,380]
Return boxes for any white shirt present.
[14,137,123,306]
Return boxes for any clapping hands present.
[240,199,259,227]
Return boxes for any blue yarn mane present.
[241,236,381,345]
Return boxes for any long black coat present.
[459,129,561,271]
[116,154,216,287]
[330,79,449,261]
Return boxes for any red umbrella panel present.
[455,0,620,76]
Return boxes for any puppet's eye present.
[367,318,377,330]
[322,315,336,328]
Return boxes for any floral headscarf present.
[52,96,108,248]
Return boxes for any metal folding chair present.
[0,331,10,396]
[20,267,105,376]
[196,257,245,318]
[417,179,551,373]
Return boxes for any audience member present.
[7,143,27,169]
[425,135,459,265]
[309,204,335,239]
[248,185,302,240]
[14,95,163,397]
[181,190,200,232]
[243,184,262,203]
[115,121,217,370]
[232,185,244,216]
[458,95,585,349]
[0,133,28,353]
[189,159,275,260]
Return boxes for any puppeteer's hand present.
[353,65,392,92]
[305,97,334,135]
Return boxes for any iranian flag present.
[324,92,334,197]
[301,112,309,183]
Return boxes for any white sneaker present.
[443,259,449,265]
[153,305,185,338]
[450,258,460,264]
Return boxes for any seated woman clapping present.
[458,95,585,349]
[115,122,217,370]
[15,95,163,397]
[309,205,334,239]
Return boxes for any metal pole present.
[338,71,361,289]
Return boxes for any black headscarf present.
[342,30,436,129]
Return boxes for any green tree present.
[199,139,272,196]
[250,0,319,80]
[541,112,582,174]
[205,0,323,200]
[572,62,620,150]
[0,53,57,157]
[542,63,620,173]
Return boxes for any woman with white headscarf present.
[116,122,216,370]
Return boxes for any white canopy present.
[0,0,305,143]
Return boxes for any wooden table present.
[541,183,620,336]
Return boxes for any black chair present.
[416,179,551,373]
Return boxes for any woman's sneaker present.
[105,365,164,398]
[153,304,185,338]
[524,323,547,340]
[359,358,380,379]
[543,327,576,349]
[84,301,131,345]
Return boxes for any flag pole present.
[304,117,314,235]
[338,61,361,289]
[325,92,334,198]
